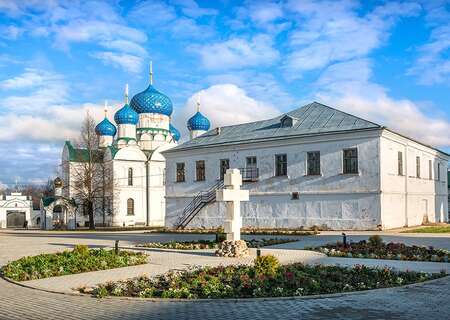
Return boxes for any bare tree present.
[68,112,114,229]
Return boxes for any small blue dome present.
[187,111,210,131]
[169,123,181,141]
[114,103,139,125]
[130,85,173,116]
[95,117,117,136]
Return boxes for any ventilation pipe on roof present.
[215,127,221,135]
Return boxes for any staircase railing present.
[175,180,224,229]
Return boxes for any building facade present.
[164,102,449,230]
[0,192,34,228]
[58,70,199,229]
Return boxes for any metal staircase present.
[175,180,224,229]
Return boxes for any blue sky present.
[0,0,449,187]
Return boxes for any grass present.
[1,245,148,281]
[402,225,450,233]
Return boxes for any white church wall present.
[111,147,147,227]
[379,130,449,229]
[165,130,382,230]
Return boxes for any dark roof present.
[42,196,55,207]
[167,102,382,152]
[65,141,104,162]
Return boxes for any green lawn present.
[402,225,450,233]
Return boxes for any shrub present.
[73,245,90,255]
[1,247,148,281]
[368,235,383,247]
[254,254,279,276]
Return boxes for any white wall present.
[380,130,449,229]
[0,193,33,228]
[165,130,382,230]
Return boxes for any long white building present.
[164,102,449,230]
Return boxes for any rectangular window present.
[128,168,133,186]
[246,156,257,168]
[219,159,229,180]
[416,156,421,178]
[196,160,205,181]
[176,163,185,182]
[275,154,287,176]
[438,163,441,181]
[127,198,134,216]
[343,148,358,174]
[398,151,403,176]
[307,151,321,175]
[429,160,432,180]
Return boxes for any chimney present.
[215,127,221,135]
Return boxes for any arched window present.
[127,198,134,215]
[128,168,133,186]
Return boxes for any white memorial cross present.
[216,169,249,241]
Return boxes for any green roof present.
[65,141,104,162]
[42,196,55,207]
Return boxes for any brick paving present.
[1,230,450,319]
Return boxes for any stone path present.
[1,230,450,319]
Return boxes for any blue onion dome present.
[187,111,210,131]
[114,103,139,125]
[95,117,117,136]
[169,123,181,142]
[130,85,173,116]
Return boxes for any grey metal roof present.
[167,102,382,152]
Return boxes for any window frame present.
[342,148,358,174]
[397,151,403,176]
[416,156,421,178]
[219,159,230,180]
[127,198,134,216]
[196,160,206,182]
[437,162,441,181]
[429,159,432,180]
[275,154,287,177]
[127,167,133,186]
[306,151,321,176]
[176,162,185,183]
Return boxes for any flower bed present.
[82,260,445,299]
[308,236,450,262]
[1,245,148,281]
[136,238,297,250]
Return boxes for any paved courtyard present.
[1,230,450,319]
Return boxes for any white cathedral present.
[49,68,449,231]
[55,67,212,229]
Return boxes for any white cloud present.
[0,25,23,39]
[0,68,118,142]
[284,0,420,77]
[191,34,279,70]
[0,68,56,90]
[175,84,280,135]
[248,1,284,25]
[408,2,450,85]
[172,0,218,18]
[315,59,450,148]
[91,51,143,74]
[2,1,149,74]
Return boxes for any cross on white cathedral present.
[216,169,249,241]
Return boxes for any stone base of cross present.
[216,168,249,241]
